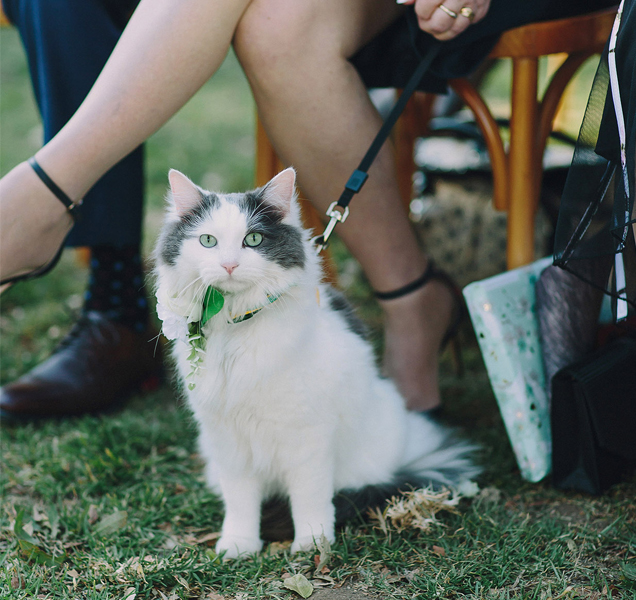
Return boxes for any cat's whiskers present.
[176,274,204,298]
[184,279,208,322]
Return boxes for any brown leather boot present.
[0,311,163,420]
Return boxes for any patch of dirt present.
[547,501,587,524]
[312,582,383,600]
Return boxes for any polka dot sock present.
[83,245,149,333]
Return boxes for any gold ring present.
[438,4,458,18]
[460,6,475,21]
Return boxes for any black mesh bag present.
[553,1,636,318]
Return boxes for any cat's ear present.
[168,169,203,215]
[261,167,297,215]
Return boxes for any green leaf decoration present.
[283,573,314,598]
[93,510,128,537]
[201,287,225,326]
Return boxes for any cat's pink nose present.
[222,262,238,275]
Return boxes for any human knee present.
[235,0,331,82]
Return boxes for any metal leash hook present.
[310,42,441,256]
[312,168,368,253]
[312,202,350,254]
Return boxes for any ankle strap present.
[373,261,435,301]
[28,157,77,213]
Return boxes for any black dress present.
[351,0,617,93]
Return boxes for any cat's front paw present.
[215,535,263,560]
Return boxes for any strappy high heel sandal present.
[0,157,80,287]
[374,260,466,400]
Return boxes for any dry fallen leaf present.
[432,545,446,557]
[283,573,313,598]
[371,487,461,533]
[314,534,332,572]
[88,505,99,525]
[265,540,292,556]
[196,531,221,545]
[93,511,127,537]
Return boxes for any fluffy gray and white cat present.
[153,167,479,559]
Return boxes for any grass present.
[1,27,635,600]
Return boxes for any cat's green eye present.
[244,232,263,247]
[199,234,218,248]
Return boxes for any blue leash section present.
[314,41,441,252]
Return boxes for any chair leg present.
[507,57,540,269]
[255,117,283,187]
[393,92,436,210]
[451,78,509,211]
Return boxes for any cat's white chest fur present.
[182,288,395,487]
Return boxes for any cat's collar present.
[228,293,281,324]
[226,285,320,323]
[204,285,318,325]
[198,286,283,326]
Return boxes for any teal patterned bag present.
[463,257,552,482]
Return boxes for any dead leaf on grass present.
[265,540,292,556]
[93,510,127,537]
[283,573,313,598]
[196,531,221,545]
[88,504,99,525]
[371,487,461,533]
[314,533,332,573]
[123,587,136,600]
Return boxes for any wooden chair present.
[256,7,617,271]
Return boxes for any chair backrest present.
[490,7,617,59]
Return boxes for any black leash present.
[313,42,441,252]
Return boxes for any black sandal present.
[0,157,79,287]
[374,260,466,374]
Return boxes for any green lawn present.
[1,27,635,600]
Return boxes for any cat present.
[153,167,479,559]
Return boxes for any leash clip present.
[312,202,350,253]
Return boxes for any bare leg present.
[235,0,452,411]
[0,0,251,283]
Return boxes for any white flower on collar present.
[156,299,188,341]
[155,284,203,341]
[156,285,203,322]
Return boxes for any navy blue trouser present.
[3,0,144,248]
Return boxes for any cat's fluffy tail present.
[333,415,480,526]
[260,415,480,541]
[399,413,481,488]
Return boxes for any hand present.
[398,0,491,41]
